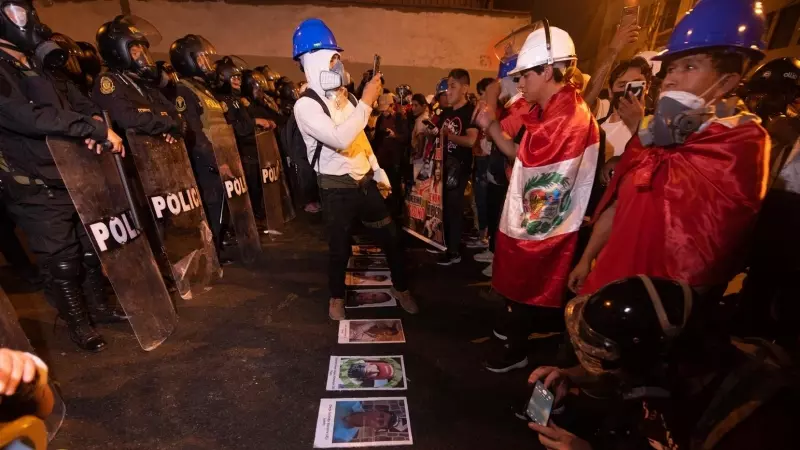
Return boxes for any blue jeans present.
[472,156,490,231]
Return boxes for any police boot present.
[82,251,128,324]
[49,259,107,352]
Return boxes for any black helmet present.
[566,276,694,377]
[169,34,217,81]
[255,65,279,94]
[241,69,269,102]
[277,77,299,104]
[213,55,247,94]
[744,57,800,120]
[0,1,65,67]
[76,41,102,79]
[96,15,161,81]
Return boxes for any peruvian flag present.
[492,85,599,307]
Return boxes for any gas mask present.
[639,90,715,147]
[320,58,346,94]
[0,2,65,68]
[130,44,158,81]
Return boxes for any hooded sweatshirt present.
[293,49,385,181]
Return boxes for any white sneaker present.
[482,264,493,277]
[474,250,493,263]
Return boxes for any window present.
[769,4,800,49]
[658,0,682,32]
[764,11,776,43]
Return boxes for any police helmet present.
[96,15,160,80]
[566,276,694,376]
[76,41,103,79]
[241,69,270,101]
[169,34,217,80]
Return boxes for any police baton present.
[101,111,143,231]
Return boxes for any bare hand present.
[386,128,396,138]
[617,93,645,134]
[361,73,383,108]
[529,421,593,450]
[255,118,276,130]
[473,102,495,130]
[600,156,621,185]
[0,349,47,396]
[528,366,570,406]
[219,163,235,179]
[377,181,392,199]
[609,22,641,53]
[163,133,177,144]
[567,259,592,293]
[107,129,125,157]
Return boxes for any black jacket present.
[0,50,106,184]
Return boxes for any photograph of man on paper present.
[351,245,385,256]
[347,256,390,271]
[327,356,406,391]
[345,271,392,287]
[338,319,406,344]
[314,397,412,448]
[345,290,397,309]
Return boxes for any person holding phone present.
[597,57,652,183]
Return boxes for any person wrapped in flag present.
[568,0,770,300]
[475,21,600,373]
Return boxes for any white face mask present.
[658,90,706,109]
[320,59,345,92]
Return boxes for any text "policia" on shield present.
[87,210,140,252]
[225,176,248,199]
[150,187,202,220]
[262,164,279,184]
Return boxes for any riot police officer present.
[0,0,125,351]
[213,57,274,223]
[93,15,182,142]
[275,76,299,118]
[241,69,283,124]
[169,34,230,258]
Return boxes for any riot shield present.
[255,131,286,236]
[126,131,222,299]
[208,124,262,265]
[280,173,296,223]
[0,285,65,440]
[46,137,177,351]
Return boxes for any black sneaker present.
[436,253,462,266]
[485,353,529,373]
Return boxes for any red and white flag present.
[492,86,599,307]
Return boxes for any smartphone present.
[373,54,381,76]
[622,5,639,26]
[624,80,646,101]
[526,381,555,426]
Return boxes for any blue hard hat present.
[292,18,343,61]
[435,78,448,95]
[654,0,765,62]
[498,55,518,79]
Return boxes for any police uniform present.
[0,49,112,351]
[216,92,265,220]
[174,78,227,248]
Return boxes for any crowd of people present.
[1,0,800,447]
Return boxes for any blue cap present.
[292,18,343,61]
[435,78,448,95]
[654,0,765,62]
[498,55,518,79]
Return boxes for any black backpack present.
[281,89,358,193]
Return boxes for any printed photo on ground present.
[345,290,397,309]
[326,356,407,391]
[313,397,412,448]
[347,256,389,271]
[345,271,392,287]
[338,319,406,344]
[351,245,384,256]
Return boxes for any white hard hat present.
[509,24,577,76]
[635,51,662,76]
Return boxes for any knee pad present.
[82,250,101,269]
[48,257,82,280]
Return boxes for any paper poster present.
[345,271,392,287]
[347,256,389,271]
[404,142,445,251]
[346,290,397,309]
[338,319,406,344]
[351,245,385,256]
[326,356,407,391]
[313,397,413,448]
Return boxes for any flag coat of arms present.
[492,86,599,307]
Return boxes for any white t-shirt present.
[601,118,633,158]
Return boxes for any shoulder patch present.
[175,96,186,112]
[99,76,115,95]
